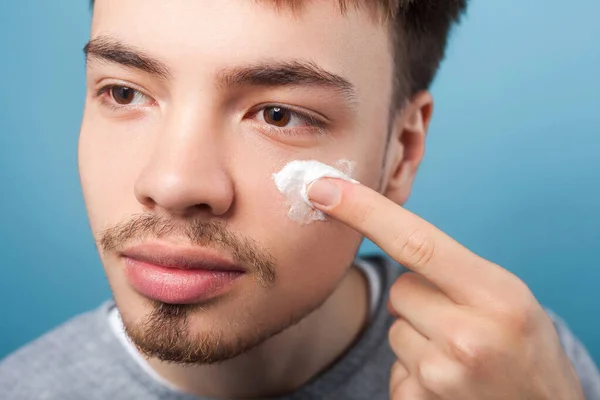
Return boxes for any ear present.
[382,91,434,205]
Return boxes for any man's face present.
[79,0,395,363]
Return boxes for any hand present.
[307,178,585,400]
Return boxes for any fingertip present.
[307,178,343,209]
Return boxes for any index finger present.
[307,178,510,305]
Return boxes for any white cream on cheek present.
[272,160,359,224]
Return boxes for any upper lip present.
[121,242,245,272]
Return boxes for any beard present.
[121,293,328,365]
[98,213,296,365]
[123,301,244,364]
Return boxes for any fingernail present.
[307,179,342,208]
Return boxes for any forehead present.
[91,0,394,104]
[253,0,396,20]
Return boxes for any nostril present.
[192,204,212,212]
[176,203,214,219]
[138,195,157,209]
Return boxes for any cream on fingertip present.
[272,159,358,224]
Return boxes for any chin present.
[112,283,329,365]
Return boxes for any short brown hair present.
[90,0,468,108]
[262,0,468,107]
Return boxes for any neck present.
[146,264,370,398]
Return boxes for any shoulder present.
[360,254,405,283]
[0,301,120,400]
[545,309,600,399]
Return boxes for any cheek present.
[230,143,364,297]
[78,113,149,235]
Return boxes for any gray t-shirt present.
[1,256,599,399]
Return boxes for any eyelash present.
[95,84,328,134]
[96,84,153,112]
[247,105,328,135]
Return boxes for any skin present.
[79,0,584,398]
[308,178,585,399]
[80,0,417,397]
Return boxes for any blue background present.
[1,0,599,363]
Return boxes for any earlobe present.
[382,91,434,205]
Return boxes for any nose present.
[134,106,234,218]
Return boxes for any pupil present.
[112,87,134,104]
[265,107,291,127]
[270,107,284,121]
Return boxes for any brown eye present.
[110,86,136,105]
[264,107,291,127]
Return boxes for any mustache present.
[98,214,276,287]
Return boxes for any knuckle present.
[392,228,436,270]
[418,350,467,395]
[418,353,469,398]
[445,326,492,371]
[503,306,537,337]
[354,200,375,226]
[493,281,539,335]
[445,320,522,374]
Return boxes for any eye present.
[111,86,136,105]
[263,106,292,127]
[247,104,329,138]
[256,105,325,131]
[110,86,149,105]
[98,85,152,107]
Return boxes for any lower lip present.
[123,257,244,304]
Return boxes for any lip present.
[121,242,245,272]
[121,242,245,304]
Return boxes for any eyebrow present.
[218,61,357,104]
[84,37,171,80]
[84,36,357,104]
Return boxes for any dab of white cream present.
[273,160,359,224]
